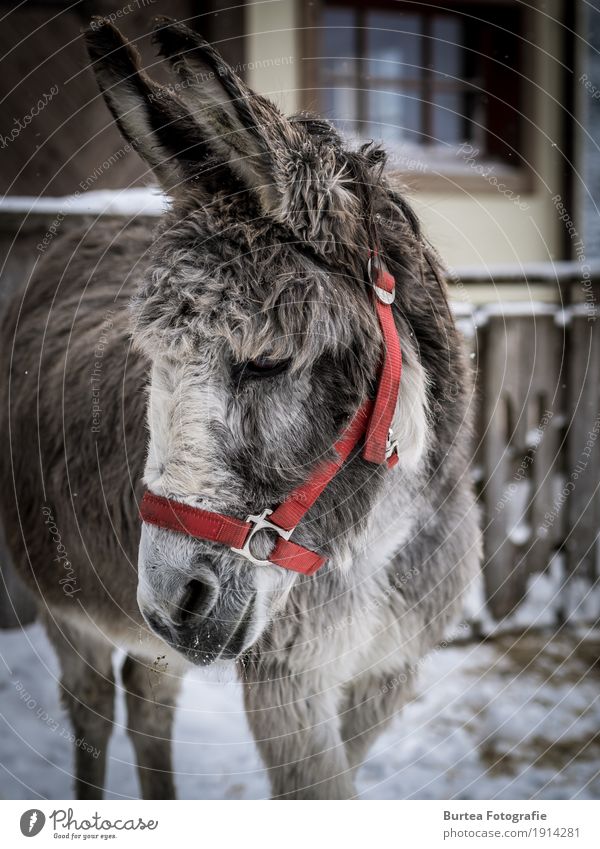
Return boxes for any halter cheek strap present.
[363,259,402,464]
[139,254,402,576]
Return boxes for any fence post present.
[565,292,600,586]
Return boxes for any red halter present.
[139,254,402,576]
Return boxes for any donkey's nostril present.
[174,578,215,626]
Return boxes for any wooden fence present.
[455,266,600,620]
[0,207,598,627]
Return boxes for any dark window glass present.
[366,13,423,80]
[432,16,464,78]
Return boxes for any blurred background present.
[2,0,599,266]
[0,0,599,800]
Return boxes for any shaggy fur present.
[0,18,480,799]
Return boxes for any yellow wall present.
[245,0,566,267]
[245,0,299,115]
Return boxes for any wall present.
[0,1,245,197]
[245,0,299,115]
[244,0,569,269]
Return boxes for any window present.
[311,1,523,165]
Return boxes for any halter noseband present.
[139,253,402,577]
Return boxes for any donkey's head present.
[86,18,430,665]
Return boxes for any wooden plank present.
[520,314,563,571]
[565,307,600,582]
[479,313,562,618]
[480,315,521,618]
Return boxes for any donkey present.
[0,18,480,800]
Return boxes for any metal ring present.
[374,284,396,305]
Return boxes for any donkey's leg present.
[340,668,415,776]
[121,654,182,799]
[243,665,354,799]
[43,614,115,799]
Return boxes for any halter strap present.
[139,492,325,575]
[139,253,402,576]
[363,256,402,464]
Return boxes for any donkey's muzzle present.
[137,525,260,664]
[141,583,256,666]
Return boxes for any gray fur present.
[0,18,480,799]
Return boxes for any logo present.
[20,809,46,837]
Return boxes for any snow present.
[471,552,600,638]
[498,557,567,632]
[449,299,584,335]
[526,426,545,450]
[504,478,533,547]
[471,302,559,324]
[507,522,532,546]
[1,621,599,800]
[562,574,600,625]
[0,189,168,217]
[450,261,600,282]
[555,303,599,325]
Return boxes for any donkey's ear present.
[84,19,217,193]
[152,17,289,213]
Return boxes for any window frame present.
[300,0,532,193]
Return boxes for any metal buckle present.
[374,283,396,305]
[231,508,295,567]
[385,428,399,460]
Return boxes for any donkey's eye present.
[233,357,290,380]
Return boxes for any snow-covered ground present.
[1,622,598,800]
